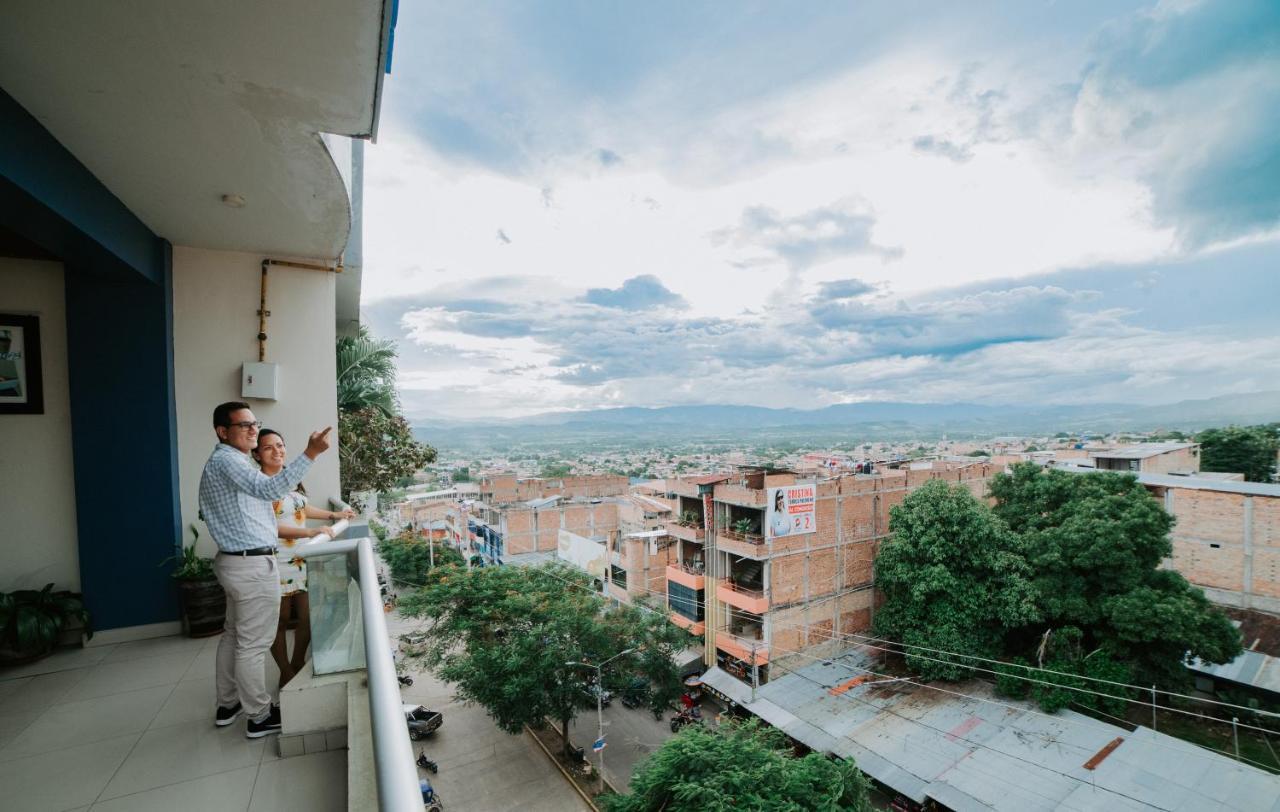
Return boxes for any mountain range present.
[411,391,1280,449]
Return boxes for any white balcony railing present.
[296,501,421,812]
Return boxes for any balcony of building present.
[666,562,706,591]
[666,519,706,544]
[668,575,706,638]
[718,557,768,614]
[714,629,769,667]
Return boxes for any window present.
[668,581,703,621]
[610,565,627,589]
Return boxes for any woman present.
[253,428,354,687]
[769,489,792,538]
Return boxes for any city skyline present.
[363,1,1280,420]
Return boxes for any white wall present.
[0,259,80,591]
[172,247,341,554]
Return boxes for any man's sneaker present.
[215,702,242,727]
[246,704,282,738]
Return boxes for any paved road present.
[386,611,591,812]
[568,697,692,790]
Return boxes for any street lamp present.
[566,647,637,790]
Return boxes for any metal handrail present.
[293,500,420,812]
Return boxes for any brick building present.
[1089,442,1201,474]
[659,463,1000,685]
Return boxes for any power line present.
[767,639,1280,776]
[769,621,1280,730]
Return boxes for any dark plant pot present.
[0,640,56,666]
[178,577,226,638]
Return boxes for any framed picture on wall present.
[0,314,43,415]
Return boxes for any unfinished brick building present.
[660,463,1000,685]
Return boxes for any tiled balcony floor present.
[0,634,344,812]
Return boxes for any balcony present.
[666,521,706,543]
[715,631,769,665]
[718,581,769,614]
[670,612,706,636]
[666,562,706,590]
[716,529,767,559]
[715,484,767,507]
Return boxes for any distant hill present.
[411,391,1280,449]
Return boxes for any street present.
[567,697,699,790]
[386,610,592,812]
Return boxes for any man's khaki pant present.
[214,553,281,722]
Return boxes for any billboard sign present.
[557,529,608,578]
[765,485,816,539]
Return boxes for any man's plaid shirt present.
[198,442,313,553]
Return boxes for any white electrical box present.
[241,362,279,400]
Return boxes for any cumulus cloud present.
[817,278,876,299]
[1068,0,1280,246]
[713,200,903,271]
[912,134,973,162]
[582,274,687,310]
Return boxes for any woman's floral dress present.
[273,491,309,595]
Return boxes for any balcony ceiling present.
[0,0,389,259]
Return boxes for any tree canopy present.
[606,719,870,812]
[377,529,464,587]
[1197,424,1279,483]
[874,479,1039,680]
[875,465,1241,707]
[398,562,688,756]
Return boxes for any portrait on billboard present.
[0,314,43,415]
[765,484,816,539]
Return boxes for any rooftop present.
[1089,443,1198,460]
[702,648,1279,811]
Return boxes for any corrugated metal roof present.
[689,474,732,485]
[1188,650,1280,697]
[706,649,1280,811]
[1054,466,1280,498]
[523,495,562,509]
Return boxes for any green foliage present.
[160,526,215,581]
[452,467,472,483]
[993,657,1031,699]
[678,511,701,527]
[1197,424,1279,483]
[0,584,92,657]
[606,719,870,812]
[878,465,1241,701]
[990,464,1242,688]
[731,517,757,536]
[398,563,687,752]
[368,518,388,542]
[874,480,1039,681]
[377,530,464,587]
[338,407,437,502]
[336,325,398,417]
[540,461,573,479]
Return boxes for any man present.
[198,401,332,738]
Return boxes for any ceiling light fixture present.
[221,194,246,208]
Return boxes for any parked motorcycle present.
[416,750,439,774]
[669,706,703,733]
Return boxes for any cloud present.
[817,278,875,299]
[596,148,623,167]
[1069,0,1280,246]
[496,228,512,244]
[912,134,973,162]
[582,275,687,310]
[714,200,903,271]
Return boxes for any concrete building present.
[1089,442,1201,474]
[478,472,629,504]
[659,463,1001,685]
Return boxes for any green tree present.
[338,407,436,505]
[452,467,472,483]
[335,325,398,416]
[874,480,1040,680]
[990,464,1241,688]
[377,529,464,586]
[398,563,686,758]
[606,719,870,812]
[540,461,573,478]
[1197,425,1279,483]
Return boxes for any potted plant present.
[732,517,756,537]
[0,584,92,665]
[163,526,225,638]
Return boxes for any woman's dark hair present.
[774,490,785,509]
[253,428,306,494]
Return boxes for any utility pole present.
[751,642,760,703]
[1151,685,1157,731]
[567,646,636,792]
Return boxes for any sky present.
[362,0,1280,421]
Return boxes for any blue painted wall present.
[1,85,182,630]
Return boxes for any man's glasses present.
[228,421,262,431]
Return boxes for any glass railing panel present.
[307,549,366,675]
